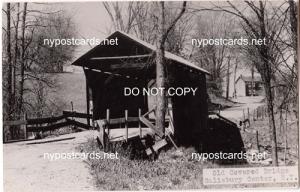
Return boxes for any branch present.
[27,10,62,15]
[162,1,187,44]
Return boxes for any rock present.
[261,151,270,160]
[173,149,184,157]
[246,143,252,148]
[247,149,259,156]
[261,158,272,165]
[278,160,286,166]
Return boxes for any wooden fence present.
[3,111,93,143]
[245,105,268,122]
[240,105,298,161]
[97,108,177,154]
[239,105,267,151]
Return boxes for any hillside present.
[23,71,87,118]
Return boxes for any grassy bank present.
[78,138,218,190]
[241,110,298,165]
[78,136,298,190]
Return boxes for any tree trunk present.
[6,3,13,140]
[264,76,278,166]
[225,56,231,99]
[6,3,12,121]
[155,2,187,136]
[233,58,238,98]
[18,3,27,116]
[156,2,167,136]
[259,1,278,166]
[288,0,298,67]
[259,40,278,166]
[251,64,254,96]
[288,0,298,158]
[13,3,20,116]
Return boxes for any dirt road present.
[219,96,264,122]
[4,131,98,192]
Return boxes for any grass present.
[77,137,298,190]
[241,110,298,165]
[78,138,219,190]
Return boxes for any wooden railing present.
[96,107,177,153]
[3,111,93,143]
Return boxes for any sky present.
[9,2,115,61]
[3,1,289,76]
[56,2,110,39]
[55,2,112,58]
[5,1,284,61]
[34,1,218,60]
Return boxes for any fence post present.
[71,101,74,119]
[247,107,250,119]
[125,110,128,142]
[50,112,53,135]
[259,107,262,120]
[284,105,288,164]
[3,125,6,142]
[93,120,96,130]
[106,109,110,136]
[86,79,91,127]
[24,113,27,139]
[70,101,74,130]
[106,109,110,151]
[256,130,259,152]
[138,108,142,138]
[243,109,245,121]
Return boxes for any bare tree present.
[104,1,189,135]
[191,12,238,97]
[225,55,231,99]
[238,1,278,166]
[188,0,298,165]
[17,2,27,117]
[232,57,239,98]
[155,1,187,135]
[13,3,20,108]
[287,0,298,157]
[5,3,12,121]
[103,2,138,33]
[103,1,193,54]
[2,3,77,138]
[288,0,298,67]
[31,12,76,73]
[207,1,294,165]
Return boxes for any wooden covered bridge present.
[72,31,210,153]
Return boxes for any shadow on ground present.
[196,117,246,164]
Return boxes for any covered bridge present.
[72,31,210,146]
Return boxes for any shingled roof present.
[72,31,210,76]
[236,75,262,83]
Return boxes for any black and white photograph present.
[2,0,299,191]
